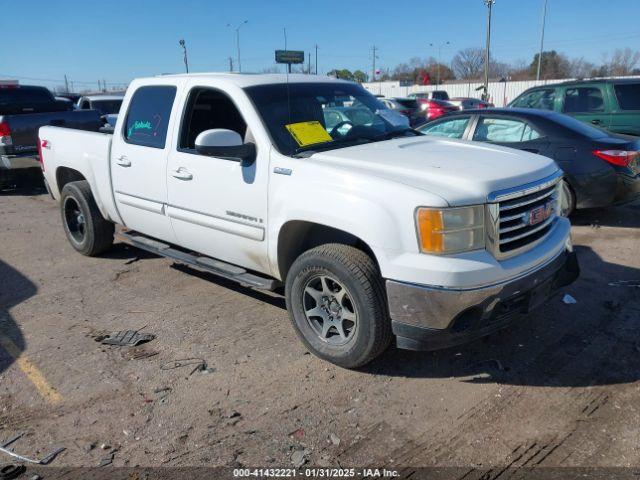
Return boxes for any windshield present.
[244,82,412,156]
[91,99,122,115]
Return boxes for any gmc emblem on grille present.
[529,201,554,226]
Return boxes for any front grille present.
[487,173,562,259]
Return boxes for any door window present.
[123,86,177,149]
[614,83,640,110]
[419,117,470,139]
[473,117,541,143]
[179,88,248,152]
[511,89,555,110]
[563,87,605,113]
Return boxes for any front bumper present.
[387,249,579,351]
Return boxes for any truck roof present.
[152,72,351,88]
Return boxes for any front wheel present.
[285,244,392,368]
[60,180,114,256]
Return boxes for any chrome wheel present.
[302,275,357,345]
[63,196,86,244]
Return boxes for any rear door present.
[469,115,550,155]
[610,82,640,135]
[110,84,179,243]
[561,85,611,130]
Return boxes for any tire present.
[560,180,576,217]
[60,180,114,256]
[285,243,392,368]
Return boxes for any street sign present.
[275,50,305,65]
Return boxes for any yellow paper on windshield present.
[285,121,333,147]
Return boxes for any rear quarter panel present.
[39,126,122,223]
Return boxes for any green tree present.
[352,70,369,83]
[530,50,570,79]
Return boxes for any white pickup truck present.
[39,73,579,368]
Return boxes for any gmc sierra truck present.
[0,84,99,188]
[38,74,579,368]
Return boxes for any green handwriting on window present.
[128,120,152,137]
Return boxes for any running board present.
[117,231,280,291]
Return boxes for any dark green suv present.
[509,79,640,136]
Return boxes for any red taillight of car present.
[592,150,639,167]
[0,121,12,146]
[37,138,47,171]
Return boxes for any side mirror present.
[194,129,256,163]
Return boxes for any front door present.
[110,85,178,243]
[165,86,270,274]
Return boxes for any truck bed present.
[0,109,101,156]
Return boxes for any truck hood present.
[307,136,560,206]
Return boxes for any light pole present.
[536,0,548,81]
[227,20,248,73]
[482,0,495,102]
[179,39,189,73]
[429,41,450,86]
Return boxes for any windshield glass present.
[91,99,123,115]
[244,82,411,156]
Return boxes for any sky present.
[2,0,639,90]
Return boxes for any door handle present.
[115,155,131,167]
[591,119,602,125]
[171,167,193,180]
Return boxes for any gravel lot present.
[1,188,639,472]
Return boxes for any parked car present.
[447,97,493,110]
[417,108,640,215]
[379,97,425,126]
[0,84,101,189]
[407,90,450,101]
[77,93,125,130]
[417,98,459,121]
[509,79,640,136]
[39,74,577,368]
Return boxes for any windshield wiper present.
[293,137,374,157]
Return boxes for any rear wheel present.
[60,180,114,256]
[285,243,392,368]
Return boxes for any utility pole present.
[179,39,189,73]
[429,41,450,86]
[307,52,311,74]
[372,46,378,82]
[315,44,319,75]
[227,21,248,73]
[228,57,234,72]
[64,75,69,93]
[483,0,495,102]
[536,0,548,81]
[103,78,107,92]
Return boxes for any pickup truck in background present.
[77,93,125,132]
[39,74,579,368]
[0,84,100,189]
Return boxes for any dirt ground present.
[1,187,639,473]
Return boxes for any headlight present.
[415,206,485,254]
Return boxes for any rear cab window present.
[614,83,640,110]
[123,86,177,149]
